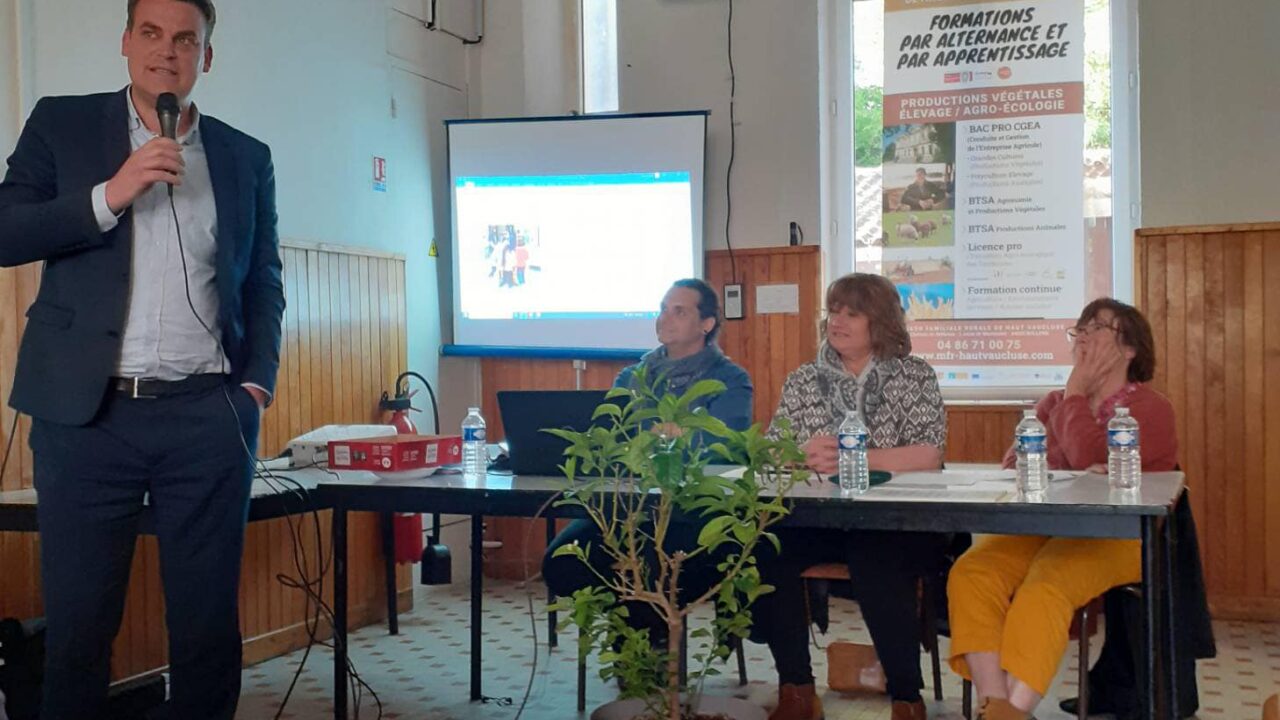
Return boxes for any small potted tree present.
[547,371,807,720]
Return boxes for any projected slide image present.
[456,172,696,321]
[482,224,540,290]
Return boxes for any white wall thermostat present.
[724,283,744,320]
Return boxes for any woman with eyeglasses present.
[754,273,947,720]
[946,298,1178,720]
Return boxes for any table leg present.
[1164,507,1180,719]
[547,516,558,649]
[1140,516,1171,720]
[334,504,349,720]
[381,511,399,635]
[471,514,483,701]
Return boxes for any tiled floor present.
[236,580,1280,720]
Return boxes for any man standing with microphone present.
[0,1,283,718]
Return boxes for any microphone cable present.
[167,168,383,717]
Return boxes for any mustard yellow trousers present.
[946,534,1141,694]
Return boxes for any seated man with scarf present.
[541,277,752,646]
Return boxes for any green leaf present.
[592,403,623,421]
[747,583,775,603]
[679,378,727,407]
[550,542,586,559]
[696,515,735,549]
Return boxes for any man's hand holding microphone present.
[104,92,184,213]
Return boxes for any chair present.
[800,563,946,701]
[959,584,1142,720]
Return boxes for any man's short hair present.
[915,167,927,175]
[127,0,217,41]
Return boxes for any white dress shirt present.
[92,90,228,381]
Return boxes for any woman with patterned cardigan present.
[756,273,948,720]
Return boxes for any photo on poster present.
[884,249,956,321]
[882,123,956,248]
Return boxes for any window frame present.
[579,0,620,115]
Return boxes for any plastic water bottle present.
[461,407,487,476]
[1107,406,1141,490]
[1015,409,1048,494]
[837,411,870,494]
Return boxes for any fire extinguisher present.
[381,371,440,435]
[379,390,417,434]
[379,372,447,570]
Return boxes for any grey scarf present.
[640,343,724,398]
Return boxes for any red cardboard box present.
[328,434,463,473]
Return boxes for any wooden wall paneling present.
[1181,237,1207,548]
[942,405,1024,464]
[1265,234,1280,598]
[1222,234,1246,597]
[1136,222,1280,620]
[704,246,823,425]
[1242,232,1266,598]
[1202,236,1226,594]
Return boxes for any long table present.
[308,467,1186,720]
[0,474,326,532]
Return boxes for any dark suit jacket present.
[0,88,284,426]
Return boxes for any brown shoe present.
[891,699,927,720]
[768,683,824,720]
[976,697,1029,720]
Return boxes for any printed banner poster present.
[880,0,1085,387]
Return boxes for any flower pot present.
[590,695,767,720]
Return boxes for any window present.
[581,0,619,114]
[840,0,1138,392]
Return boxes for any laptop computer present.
[496,389,619,476]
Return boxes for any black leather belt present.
[111,374,228,399]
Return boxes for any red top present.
[1001,383,1179,471]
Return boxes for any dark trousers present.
[543,517,726,643]
[753,528,947,702]
[31,381,259,720]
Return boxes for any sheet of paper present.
[890,470,1012,487]
[855,486,1010,503]
[975,469,1088,483]
[755,284,800,314]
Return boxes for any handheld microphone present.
[156,92,180,197]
